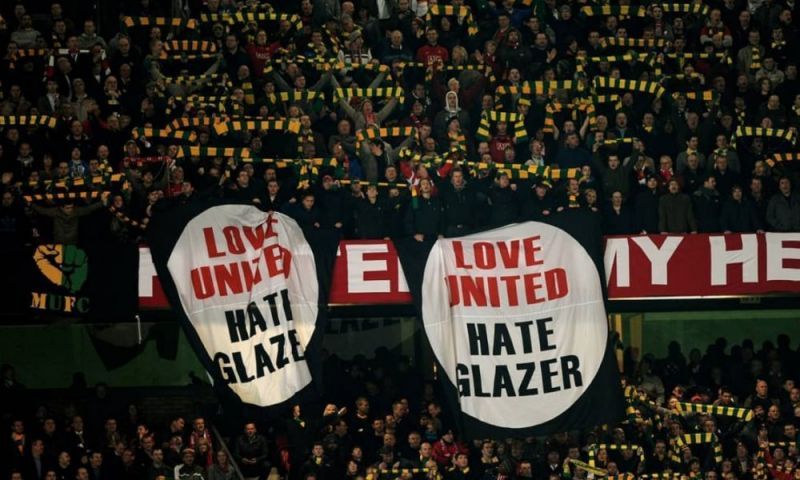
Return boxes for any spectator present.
[693,175,722,233]
[28,198,105,245]
[604,191,634,235]
[233,423,269,479]
[10,15,40,48]
[207,450,235,480]
[659,178,697,234]
[555,132,591,170]
[634,176,660,234]
[174,448,205,479]
[354,183,388,239]
[711,153,741,199]
[766,177,800,232]
[721,185,764,233]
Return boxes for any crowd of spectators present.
[0,0,800,478]
[0,0,799,250]
[2,335,800,480]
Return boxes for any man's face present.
[2,192,13,207]
[426,29,438,44]
[225,35,238,50]
[32,440,44,455]
[194,419,205,432]
[313,444,324,457]
[668,181,679,193]
[245,423,256,437]
[452,171,465,187]
[757,380,769,396]
[238,171,250,187]
[420,442,432,457]
[779,178,791,194]
[566,134,579,148]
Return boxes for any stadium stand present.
[0,0,799,479]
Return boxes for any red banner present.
[138,233,800,308]
[604,233,800,299]
[328,240,413,304]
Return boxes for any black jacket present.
[720,197,762,232]
[488,185,519,228]
[355,197,388,239]
[439,183,480,233]
[693,188,722,233]
[520,190,554,221]
[405,195,443,239]
[603,205,635,235]
[634,189,660,233]
[315,187,345,229]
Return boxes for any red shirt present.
[416,44,449,66]
[490,135,514,163]
[247,42,281,77]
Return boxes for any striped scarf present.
[750,46,762,72]
[122,17,197,29]
[594,77,666,98]
[177,146,252,158]
[0,115,59,128]
[214,119,301,136]
[334,87,405,104]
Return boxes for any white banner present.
[167,206,318,407]
[421,222,607,428]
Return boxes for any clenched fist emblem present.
[34,244,88,293]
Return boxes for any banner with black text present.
[147,202,327,409]
[419,220,624,437]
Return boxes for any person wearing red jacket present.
[489,121,514,164]
[416,28,449,66]
[432,429,467,468]
[760,440,797,480]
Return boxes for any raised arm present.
[271,69,292,92]
[368,71,387,89]
[376,97,398,123]
[330,75,359,121]
[310,70,333,91]
[30,204,58,217]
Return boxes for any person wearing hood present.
[431,64,486,113]
[433,91,471,144]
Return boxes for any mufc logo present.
[31,244,90,314]
[34,245,88,292]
